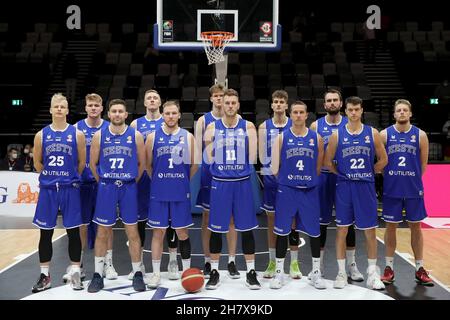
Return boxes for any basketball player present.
[145,100,197,289]
[130,89,179,281]
[63,93,117,283]
[195,84,239,279]
[87,99,146,292]
[380,99,433,286]
[309,89,363,281]
[203,89,261,290]
[325,96,387,290]
[31,93,86,292]
[270,101,326,289]
[259,90,301,280]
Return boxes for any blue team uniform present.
[75,119,109,225]
[196,112,221,210]
[316,115,348,224]
[148,128,193,229]
[334,124,378,229]
[209,118,258,232]
[92,126,139,226]
[33,125,82,229]
[382,125,427,222]
[135,115,164,221]
[274,128,321,237]
[260,117,292,212]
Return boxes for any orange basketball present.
[181,268,204,293]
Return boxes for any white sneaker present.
[333,272,348,289]
[147,273,161,289]
[62,265,72,283]
[269,272,284,289]
[367,266,385,290]
[348,262,364,282]
[70,270,84,290]
[307,267,324,280]
[103,265,118,280]
[310,270,326,290]
[168,260,180,280]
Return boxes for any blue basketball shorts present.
[33,183,83,229]
[261,174,278,213]
[137,172,151,221]
[274,184,321,237]
[382,196,427,223]
[335,180,378,229]
[93,180,138,226]
[80,182,97,225]
[318,172,337,225]
[147,200,193,229]
[208,177,258,233]
[196,164,212,210]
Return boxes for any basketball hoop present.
[200,31,234,65]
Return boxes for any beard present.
[327,109,340,115]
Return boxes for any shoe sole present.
[381,278,395,285]
[228,274,241,279]
[415,279,434,286]
[205,283,220,290]
[263,274,274,279]
[290,274,302,279]
[348,276,364,282]
[245,282,261,290]
[31,285,51,293]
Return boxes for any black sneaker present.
[132,271,146,292]
[205,269,220,290]
[32,273,51,293]
[227,261,241,279]
[246,269,261,290]
[87,272,104,293]
[203,262,211,279]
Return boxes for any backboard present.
[154,0,281,51]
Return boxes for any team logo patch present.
[67,134,73,142]
[309,138,315,146]
[179,136,185,144]
[127,136,132,143]
[411,135,416,143]
[364,135,370,143]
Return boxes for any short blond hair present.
[85,93,102,104]
[209,84,225,96]
[162,100,180,112]
[50,93,68,107]
[144,89,160,99]
[394,99,412,112]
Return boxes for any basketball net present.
[200,31,233,65]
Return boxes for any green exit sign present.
[11,99,23,106]
[430,98,439,105]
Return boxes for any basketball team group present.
[29,84,434,295]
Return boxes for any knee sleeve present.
[166,227,178,249]
[275,235,288,258]
[179,238,191,259]
[66,227,81,262]
[39,229,54,263]
[310,236,321,258]
[346,224,356,247]
[289,229,299,246]
[241,231,255,255]
[138,221,146,247]
[209,232,222,254]
[320,224,328,248]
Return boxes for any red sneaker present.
[415,267,434,286]
[380,266,395,284]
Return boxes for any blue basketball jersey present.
[40,125,80,186]
[335,124,375,182]
[316,115,347,172]
[278,128,319,188]
[383,125,424,198]
[261,117,292,171]
[151,128,191,201]
[202,112,221,165]
[75,119,109,182]
[135,115,164,142]
[210,118,253,179]
[98,126,138,181]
